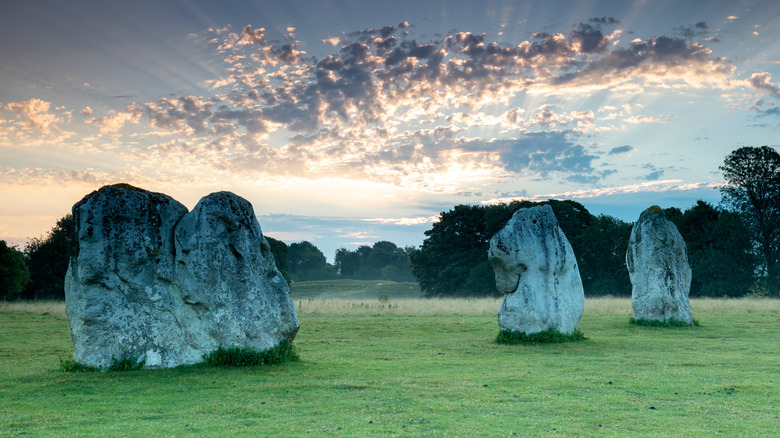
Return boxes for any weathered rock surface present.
[64,184,299,369]
[488,205,585,335]
[626,206,693,324]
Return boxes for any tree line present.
[265,239,415,283]
[2,145,778,299]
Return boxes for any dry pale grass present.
[296,296,780,316]
[294,297,504,316]
[2,297,778,319]
[0,300,68,319]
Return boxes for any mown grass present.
[1,297,779,436]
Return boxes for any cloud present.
[83,105,142,134]
[608,145,635,155]
[747,72,780,97]
[676,21,710,39]
[363,215,439,226]
[589,17,619,25]
[1,98,75,145]
[553,35,735,90]
[481,180,721,204]
[624,115,666,124]
[338,231,379,239]
[19,20,760,195]
[0,167,144,187]
[194,20,742,150]
[5,98,63,134]
[747,99,780,117]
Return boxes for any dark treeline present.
[2,146,777,300]
[272,239,415,283]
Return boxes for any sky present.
[2,0,780,261]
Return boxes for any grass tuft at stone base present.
[495,327,587,345]
[203,340,300,367]
[629,317,700,327]
[59,357,98,373]
[107,351,147,372]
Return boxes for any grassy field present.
[1,295,779,436]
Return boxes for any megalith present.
[626,206,693,324]
[174,192,299,353]
[488,205,585,335]
[64,184,299,369]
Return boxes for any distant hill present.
[289,279,422,300]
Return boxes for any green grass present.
[1,299,779,436]
[289,279,422,300]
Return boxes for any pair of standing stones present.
[65,185,299,369]
[489,204,693,336]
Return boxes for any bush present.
[495,327,587,344]
[203,340,299,367]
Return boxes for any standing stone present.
[174,192,299,354]
[488,205,585,335]
[64,184,299,369]
[64,184,191,368]
[626,206,693,324]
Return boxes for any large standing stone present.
[626,206,693,324]
[174,192,299,354]
[64,184,299,369]
[488,205,585,335]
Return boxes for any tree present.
[335,248,362,276]
[23,214,75,299]
[265,236,290,282]
[287,241,334,281]
[334,242,415,281]
[666,201,755,297]
[576,215,632,296]
[411,204,491,297]
[719,146,780,296]
[1,240,30,300]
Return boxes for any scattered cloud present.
[363,215,439,226]
[1,98,75,145]
[5,98,65,134]
[83,105,142,134]
[747,72,780,97]
[4,19,773,196]
[608,145,635,155]
[338,231,379,239]
[481,180,721,204]
[747,99,780,117]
